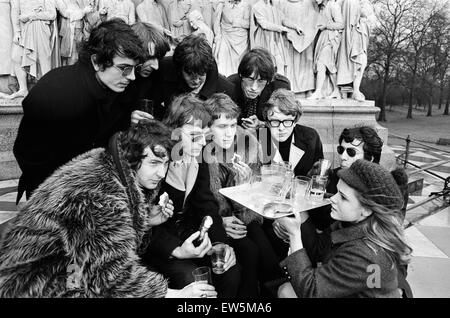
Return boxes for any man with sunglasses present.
[228,48,290,129]
[13,19,146,202]
[278,126,384,240]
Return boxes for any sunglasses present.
[267,120,295,128]
[337,145,359,157]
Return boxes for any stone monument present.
[294,0,395,171]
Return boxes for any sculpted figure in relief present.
[280,0,319,95]
[336,0,374,101]
[214,0,250,77]
[308,0,343,100]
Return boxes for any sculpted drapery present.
[11,0,59,79]
[280,0,319,93]
[214,0,250,77]
[250,0,288,76]
[337,0,373,100]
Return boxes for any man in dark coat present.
[152,34,237,120]
[227,48,291,128]
[13,20,171,203]
[13,19,146,202]
[0,120,217,298]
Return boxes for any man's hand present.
[233,161,252,185]
[147,199,174,226]
[167,282,217,298]
[131,110,154,124]
[173,231,212,259]
[222,244,237,272]
[241,115,260,130]
[222,216,247,239]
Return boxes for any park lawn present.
[380,105,450,144]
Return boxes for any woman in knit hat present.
[276,159,412,298]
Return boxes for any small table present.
[219,182,331,219]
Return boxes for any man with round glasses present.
[13,19,147,202]
[260,88,324,260]
[228,48,290,129]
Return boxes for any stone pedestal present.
[295,98,396,170]
[0,99,23,180]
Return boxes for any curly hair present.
[78,19,146,69]
[238,48,276,82]
[119,119,174,171]
[173,34,215,75]
[338,126,383,163]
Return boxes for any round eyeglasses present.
[112,64,136,77]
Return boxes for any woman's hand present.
[272,219,290,242]
[222,216,247,239]
[277,211,302,238]
[277,211,303,252]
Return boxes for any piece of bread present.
[158,192,169,208]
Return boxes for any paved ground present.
[1,142,449,297]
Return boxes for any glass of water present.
[309,175,328,203]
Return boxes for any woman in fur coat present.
[0,120,216,298]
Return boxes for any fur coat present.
[0,135,168,298]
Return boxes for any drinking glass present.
[292,176,311,200]
[192,266,212,284]
[309,175,328,203]
[210,243,227,274]
[138,99,153,115]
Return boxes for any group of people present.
[0,18,413,298]
[0,0,373,101]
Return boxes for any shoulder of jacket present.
[273,73,291,87]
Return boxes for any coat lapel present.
[271,133,305,169]
[184,160,199,203]
[289,134,305,169]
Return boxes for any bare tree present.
[370,0,414,121]
[400,0,440,119]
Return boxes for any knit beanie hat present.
[337,159,406,210]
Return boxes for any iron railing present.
[389,133,450,211]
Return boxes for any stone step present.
[0,105,22,180]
